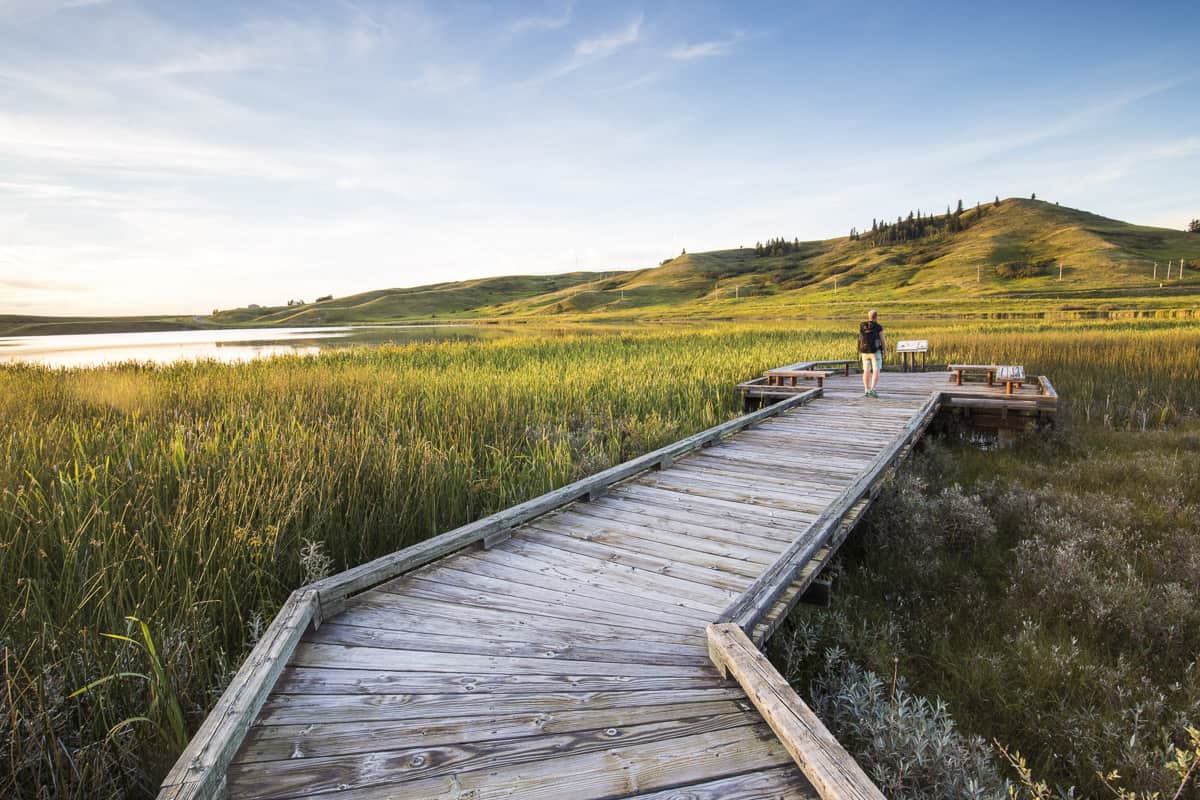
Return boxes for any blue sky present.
[1,0,1196,316]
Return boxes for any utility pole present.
[1153,262,1158,280]
[1058,263,1063,281]
[1168,260,1174,280]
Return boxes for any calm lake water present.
[0,325,513,368]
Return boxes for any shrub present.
[995,261,1050,279]
[809,648,1007,799]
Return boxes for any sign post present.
[896,340,929,372]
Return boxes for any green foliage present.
[4,318,1200,797]
[995,261,1051,279]
[776,414,1200,797]
[806,647,1007,798]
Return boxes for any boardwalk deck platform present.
[160,369,1054,800]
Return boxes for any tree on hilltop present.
[994,195,1001,207]
[1188,218,1200,233]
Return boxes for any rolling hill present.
[4,199,1198,336]
[215,198,1200,324]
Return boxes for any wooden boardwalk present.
[160,370,1054,800]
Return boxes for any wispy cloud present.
[574,15,641,58]
[508,3,571,34]
[1078,137,1200,187]
[921,80,1185,169]
[524,14,642,84]
[668,32,744,61]
[0,0,107,25]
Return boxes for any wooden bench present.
[763,368,837,389]
[808,359,855,377]
[995,365,1026,394]
[948,364,1027,393]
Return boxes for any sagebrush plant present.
[2,318,1199,797]
[775,416,1200,797]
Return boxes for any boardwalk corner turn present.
[159,363,1057,800]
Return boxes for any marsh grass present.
[774,418,1200,797]
[2,319,1198,798]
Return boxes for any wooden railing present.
[707,623,885,800]
[716,392,942,637]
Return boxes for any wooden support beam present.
[707,623,885,800]
[799,576,832,607]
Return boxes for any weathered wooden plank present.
[305,622,711,669]
[619,765,817,799]
[643,468,843,509]
[272,666,729,697]
[500,532,746,600]
[338,594,700,642]
[612,483,818,529]
[308,389,822,615]
[258,723,795,800]
[565,500,796,548]
[158,590,318,800]
[489,537,729,614]
[528,518,771,578]
[707,624,884,800]
[577,496,797,544]
[512,531,748,597]
[751,499,870,645]
[287,642,706,682]
[672,450,868,489]
[439,549,720,624]
[257,687,748,726]
[235,700,749,763]
[717,392,941,632]
[228,713,760,798]
[390,560,718,628]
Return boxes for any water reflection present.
[0,325,507,368]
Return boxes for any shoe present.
[863,391,870,397]
[869,389,879,398]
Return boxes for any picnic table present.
[948,364,1027,394]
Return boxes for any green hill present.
[475,198,1200,319]
[6,199,1199,337]
[210,272,616,326]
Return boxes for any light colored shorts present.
[861,352,880,373]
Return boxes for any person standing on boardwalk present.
[858,309,885,397]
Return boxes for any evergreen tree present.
[1031,192,1037,200]
[955,199,964,215]
[994,195,1001,207]
[1189,218,1200,233]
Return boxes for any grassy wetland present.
[2,319,1200,798]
